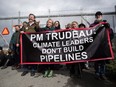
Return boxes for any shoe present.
[100,75,107,80]
[16,65,21,69]
[95,75,101,80]
[47,70,53,77]
[34,73,41,78]
[11,66,16,70]
[21,71,28,76]
[1,66,7,69]
[76,74,82,78]
[70,72,75,78]
[85,67,90,70]
[43,70,49,77]
[30,71,35,76]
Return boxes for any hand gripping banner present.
[20,22,114,64]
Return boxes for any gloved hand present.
[104,23,110,29]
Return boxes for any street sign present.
[2,27,10,35]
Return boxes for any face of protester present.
[15,26,20,31]
[46,20,53,28]
[96,15,102,21]
[79,25,85,28]
[72,22,78,28]
[28,15,35,22]
[23,23,28,28]
[66,24,71,29]
[54,21,59,27]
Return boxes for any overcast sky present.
[0,0,116,46]
[0,0,116,17]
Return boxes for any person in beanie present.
[90,11,114,80]
[90,11,104,27]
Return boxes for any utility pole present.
[11,18,13,30]
[48,9,50,19]
[114,5,116,33]
[18,11,20,25]
[0,33,9,47]
[11,18,15,32]
[115,5,116,16]
[80,8,83,23]
[112,15,115,31]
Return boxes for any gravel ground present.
[0,66,116,87]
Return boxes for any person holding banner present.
[20,21,28,32]
[90,11,113,80]
[65,23,72,29]
[78,23,86,28]
[53,21,63,70]
[21,14,39,76]
[69,21,82,78]
[54,21,61,30]
[42,19,55,77]
[78,23,90,70]
[22,14,40,32]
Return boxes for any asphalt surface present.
[0,66,116,87]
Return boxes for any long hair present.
[46,19,54,28]
[71,21,78,28]
[54,21,61,30]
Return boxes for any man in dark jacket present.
[9,25,20,70]
[21,14,40,77]
[90,11,104,27]
[0,46,4,66]
[90,11,114,80]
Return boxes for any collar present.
[29,21,34,26]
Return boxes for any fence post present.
[18,11,20,25]
[114,5,116,33]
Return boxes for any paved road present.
[0,66,116,87]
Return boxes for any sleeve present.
[34,22,40,32]
[20,27,25,32]
[109,28,114,40]
[16,31,20,44]
[9,33,14,50]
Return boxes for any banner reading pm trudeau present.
[20,22,114,64]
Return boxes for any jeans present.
[22,64,37,72]
[94,60,106,76]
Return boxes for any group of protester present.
[0,11,114,80]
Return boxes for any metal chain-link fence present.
[0,6,116,47]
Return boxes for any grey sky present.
[0,0,116,17]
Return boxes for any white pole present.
[0,33,9,46]
[48,9,50,19]
[18,11,20,25]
